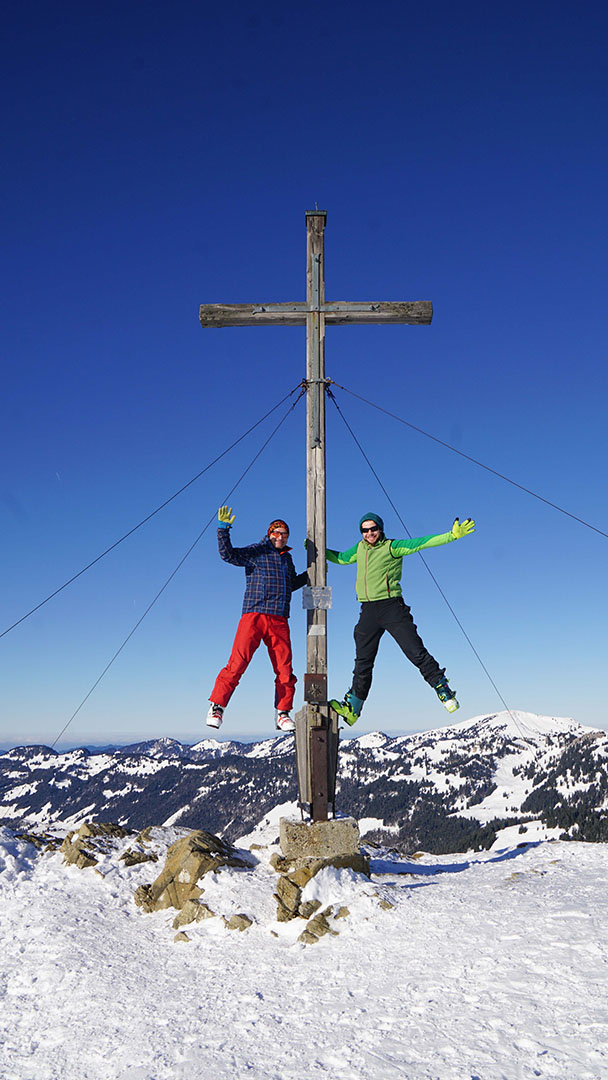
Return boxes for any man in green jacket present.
[327,512,475,725]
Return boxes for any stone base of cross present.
[200,211,432,822]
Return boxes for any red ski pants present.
[210,612,297,711]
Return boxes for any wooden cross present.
[200,211,432,820]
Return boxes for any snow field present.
[0,826,607,1080]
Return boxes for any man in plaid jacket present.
[206,507,308,732]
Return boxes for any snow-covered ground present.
[1,817,607,1080]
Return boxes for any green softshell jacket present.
[326,532,455,602]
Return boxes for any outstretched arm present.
[390,518,475,557]
[326,542,359,566]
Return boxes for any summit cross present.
[199,210,432,820]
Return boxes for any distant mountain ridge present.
[2,711,607,852]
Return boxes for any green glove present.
[218,506,235,526]
[452,517,475,539]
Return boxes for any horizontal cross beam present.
[199,300,433,328]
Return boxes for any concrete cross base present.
[279,816,361,861]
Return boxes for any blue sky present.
[2,0,607,748]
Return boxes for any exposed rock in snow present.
[1,820,606,1079]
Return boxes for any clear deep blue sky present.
[2,0,607,748]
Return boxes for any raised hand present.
[218,506,235,526]
[451,517,475,539]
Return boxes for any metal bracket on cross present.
[294,705,340,822]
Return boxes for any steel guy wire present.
[327,387,533,744]
[3,384,303,642]
[50,387,306,749]
[330,381,608,540]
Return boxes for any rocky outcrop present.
[61,822,133,869]
[120,848,159,867]
[298,910,339,945]
[15,830,62,853]
[271,852,370,922]
[172,899,216,929]
[134,829,252,913]
[224,913,253,932]
[11,818,392,946]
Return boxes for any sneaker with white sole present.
[206,702,224,729]
[276,710,295,732]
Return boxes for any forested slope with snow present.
[2,712,607,849]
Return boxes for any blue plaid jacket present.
[217,527,307,617]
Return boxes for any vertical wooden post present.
[304,211,332,822]
[305,211,328,674]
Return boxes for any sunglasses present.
[361,525,380,533]
[271,529,289,537]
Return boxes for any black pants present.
[351,597,444,702]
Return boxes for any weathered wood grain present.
[199,300,433,327]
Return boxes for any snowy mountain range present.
[3,711,607,851]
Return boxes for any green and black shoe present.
[434,676,459,713]
[329,691,363,726]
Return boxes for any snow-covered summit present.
[189,737,244,757]
[353,731,394,751]
[119,737,190,759]
[442,709,594,744]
